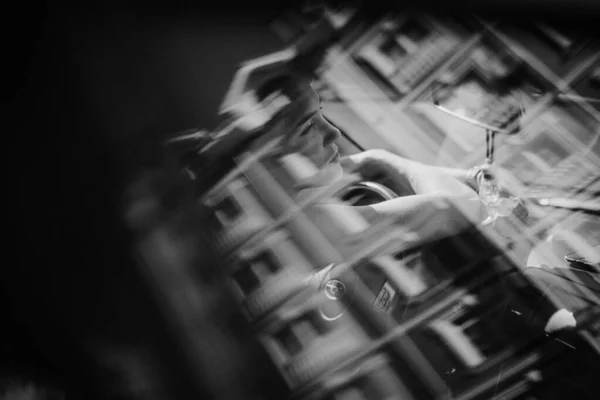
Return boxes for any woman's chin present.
[304,162,344,188]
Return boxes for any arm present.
[374,151,476,197]
[341,149,480,196]
[337,150,487,247]
[434,166,480,191]
[355,193,485,247]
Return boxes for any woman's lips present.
[327,145,339,164]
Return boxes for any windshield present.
[181,6,600,400]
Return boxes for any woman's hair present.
[254,72,314,103]
[190,71,316,194]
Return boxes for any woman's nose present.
[322,119,341,145]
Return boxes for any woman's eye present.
[299,121,314,136]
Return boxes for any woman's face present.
[282,79,343,184]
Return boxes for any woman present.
[254,72,491,248]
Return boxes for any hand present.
[468,163,529,224]
[340,149,394,177]
[467,162,500,194]
[340,149,411,195]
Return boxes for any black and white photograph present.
[5,1,600,399]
